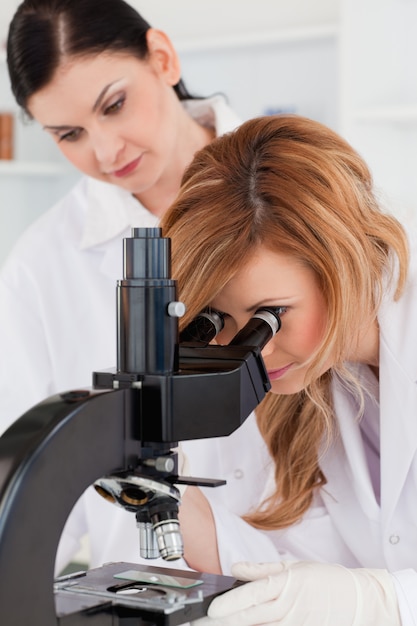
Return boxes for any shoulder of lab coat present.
[378,223,417,361]
[0,177,135,431]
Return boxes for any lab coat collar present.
[182,94,241,137]
[79,179,157,250]
[79,95,240,251]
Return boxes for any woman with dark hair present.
[0,0,254,574]
[162,114,417,625]
[7,0,193,108]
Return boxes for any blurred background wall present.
[0,0,416,265]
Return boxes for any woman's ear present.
[145,28,182,86]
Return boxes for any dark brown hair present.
[7,0,194,114]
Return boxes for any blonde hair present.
[162,114,409,530]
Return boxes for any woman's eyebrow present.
[43,79,124,131]
[92,80,121,112]
[43,124,75,131]
[244,297,292,313]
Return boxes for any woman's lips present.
[267,363,293,381]
[112,156,141,178]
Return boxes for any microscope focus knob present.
[154,456,175,473]
[167,301,186,318]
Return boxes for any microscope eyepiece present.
[181,306,283,350]
[180,308,225,344]
[228,306,283,351]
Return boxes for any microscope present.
[0,228,282,625]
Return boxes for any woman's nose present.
[91,128,124,166]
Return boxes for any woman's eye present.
[104,96,125,116]
[275,306,288,316]
[256,305,288,317]
[58,128,83,143]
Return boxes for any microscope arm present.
[0,386,133,625]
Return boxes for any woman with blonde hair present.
[161,114,417,625]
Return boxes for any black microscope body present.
[0,228,280,625]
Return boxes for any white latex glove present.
[191,560,401,626]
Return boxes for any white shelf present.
[354,105,417,124]
[165,24,338,53]
[0,160,72,176]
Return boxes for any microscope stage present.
[54,561,239,625]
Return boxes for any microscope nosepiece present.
[149,496,184,561]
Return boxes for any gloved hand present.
[191,560,401,626]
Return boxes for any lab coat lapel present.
[377,264,417,529]
[379,338,417,528]
[319,379,382,564]
[325,375,380,518]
